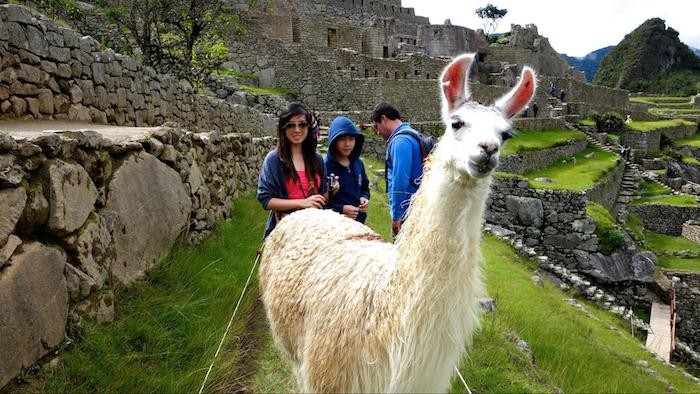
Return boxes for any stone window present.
[415,69,419,76]
[385,72,390,79]
[365,69,369,77]
[383,46,389,58]
[374,70,378,77]
[327,28,337,48]
[395,71,399,79]
[433,30,440,39]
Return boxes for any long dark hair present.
[277,102,323,194]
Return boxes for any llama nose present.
[479,142,499,156]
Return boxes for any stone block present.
[37,89,54,114]
[24,25,48,57]
[62,213,114,289]
[0,186,26,248]
[0,234,21,268]
[48,46,71,63]
[505,195,544,227]
[105,152,191,284]
[0,241,68,389]
[9,95,26,116]
[7,22,27,50]
[45,159,98,234]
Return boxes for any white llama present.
[259,53,536,393]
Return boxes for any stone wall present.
[585,160,625,211]
[682,221,700,244]
[0,127,274,388]
[629,204,700,235]
[485,177,599,267]
[669,271,700,353]
[0,4,276,135]
[498,139,587,174]
[616,125,697,153]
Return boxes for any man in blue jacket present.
[325,116,371,223]
[371,102,423,237]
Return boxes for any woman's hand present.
[301,194,326,209]
[342,205,360,219]
[358,197,369,212]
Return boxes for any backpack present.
[387,128,437,163]
[385,127,437,187]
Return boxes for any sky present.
[400,0,700,58]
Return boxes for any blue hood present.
[326,116,364,162]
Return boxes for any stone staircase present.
[567,121,643,223]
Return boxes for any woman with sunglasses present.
[257,102,332,238]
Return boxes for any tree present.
[97,0,254,85]
[475,4,508,37]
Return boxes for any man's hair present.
[371,101,401,122]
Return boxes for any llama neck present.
[394,161,491,279]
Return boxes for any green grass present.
[361,156,392,240]
[683,155,700,165]
[452,234,700,393]
[580,119,596,126]
[638,181,671,197]
[524,146,619,191]
[630,96,691,104]
[501,128,586,156]
[212,67,258,80]
[34,196,270,393]
[676,132,700,147]
[586,202,625,254]
[631,194,699,207]
[624,119,696,132]
[238,84,292,95]
[648,228,700,272]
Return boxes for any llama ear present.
[495,66,537,119]
[440,53,474,118]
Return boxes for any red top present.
[285,171,320,199]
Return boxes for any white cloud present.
[401,0,700,57]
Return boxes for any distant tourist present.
[523,105,529,117]
[625,114,632,123]
[533,102,539,118]
[560,90,566,102]
[549,81,557,97]
[257,102,335,238]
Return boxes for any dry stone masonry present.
[0,4,276,134]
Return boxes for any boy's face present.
[334,135,356,159]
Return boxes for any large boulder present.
[104,152,191,284]
[505,195,544,227]
[45,159,98,234]
[0,186,26,247]
[0,242,68,388]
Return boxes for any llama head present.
[439,53,536,178]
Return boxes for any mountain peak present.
[593,18,700,95]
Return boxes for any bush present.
[595,112,624,132]
[600,228,626,254]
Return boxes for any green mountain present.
[593,18,700,96]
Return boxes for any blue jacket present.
[325,117,370,223]
[257,149,327,238]
[386,123,423,221]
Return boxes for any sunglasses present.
[284,122,309,130]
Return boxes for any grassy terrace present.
[629,96,692,105]
[501,128,585,156]
[638,181,671,197]
[631,194,699,207]
[523,146,619,191]
[623,119,696,132]
[644,231,700,272]
[676,132,700,147]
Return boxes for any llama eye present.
[451,120,464,129]
[501,131,512,141]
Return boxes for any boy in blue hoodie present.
[325,116,370,223]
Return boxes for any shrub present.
[595,112,624,132]
[600,228,626,254]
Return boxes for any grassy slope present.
[631,194,699,207]
[33,197,270,393]
[644,230,700,272]
[525,146,619,191]
[501,128,585,156]
[26,156,700,393]
[624,119,696,132]
[676,132,700,147]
